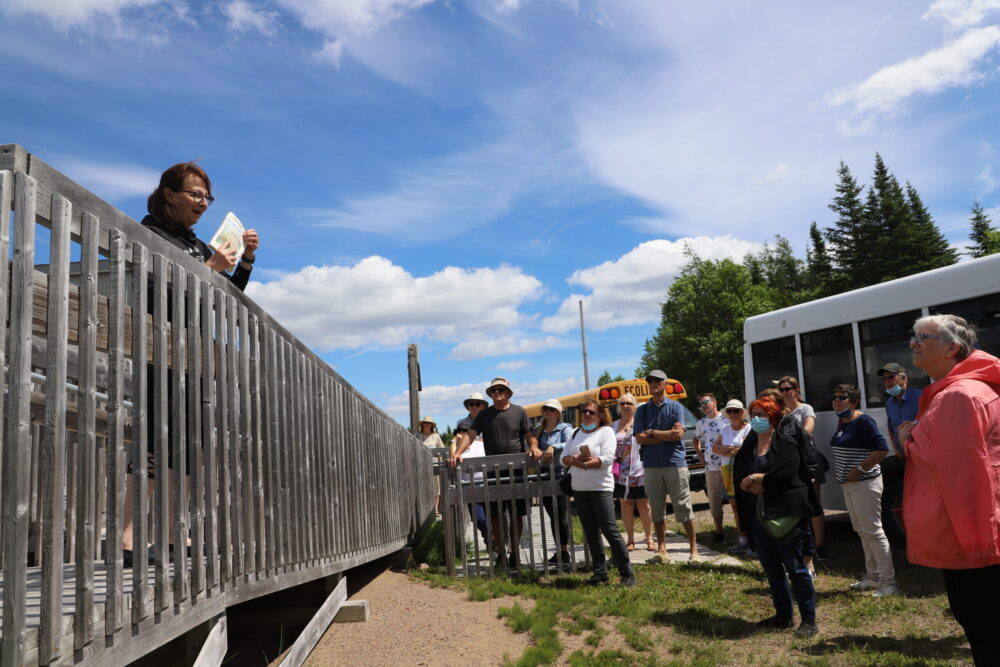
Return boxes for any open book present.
[208,211,246,258]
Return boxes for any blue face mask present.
[886,384,903,397]
[581,422,598,432]
[836,408,853,418]
[750,416,770,433]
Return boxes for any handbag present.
[756,495,800,541]
[559,470,573,497]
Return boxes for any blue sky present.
[3,0,1000,429]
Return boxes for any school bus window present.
[801,324,857,401]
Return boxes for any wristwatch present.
[856,463,867,473]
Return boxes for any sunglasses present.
[725,408,742,414]
[618,402,635,407]
[698,399,712,406]
[831,394,850,401]
[581,409,598,416]
[542,407,559,412]
[778,386,794,392]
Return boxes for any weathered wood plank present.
[264,327,280,572]
[278,576,347,667]
[152,253,171,612]
[192,616,228,667]
[334,599,370,623]
[130,242,150,624]
[249,315,266,575]
[74,209,99,651]
[171,263,189,603]
[226,294,243,578]
[104,228,127,635]
[39,192,71,664]
[0,170,11,566]
[216,288,232,584]
[187,273,205,597]
[238,304,254,576]
[202,282,219,591]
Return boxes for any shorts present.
[613,483,647,500]
[644,466,694,524]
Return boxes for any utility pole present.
[579,300,590,390]
[407,344,421,433]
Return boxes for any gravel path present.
[304,568,529,666]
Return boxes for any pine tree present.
[825,161,877,291]
[904,182,958,269]
[751,236,809,309]
[806,221,834,298]
[865,154,913,281]
[968,200,1000,258]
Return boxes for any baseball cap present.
[877,362,906,376]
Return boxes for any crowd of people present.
[443,315,1000,659]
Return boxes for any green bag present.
[756,496,800,541]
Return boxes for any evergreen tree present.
[806,222,834,298]
[754,235,809,309]
[596,370,625,385]
[825,161,877,290]
[903,182,958,269]
[968,200,1000,258]
[865,154,913,281]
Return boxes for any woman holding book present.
[122,162,260,566]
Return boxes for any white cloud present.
[224,0,281,35]
[979,164,999,192]
[245,256,543,353]
[57,157,161,200]
[541,236,763,334]
[449,335,568,361]
[924,0,1000,29]
[497,360,531,371]
[275,0,432,35]
[827,25,1000,115]
[313,39,343,67]
[757,163,790,184]
[381,375,583,425]
[1,0,162,27]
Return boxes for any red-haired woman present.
[734,397,819,638]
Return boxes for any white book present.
[208,211,246,258]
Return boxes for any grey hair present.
[914,314,977,360]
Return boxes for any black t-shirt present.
[471,404,531,455]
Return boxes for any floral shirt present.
[613,420,643,487]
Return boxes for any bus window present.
[859,310,927,408]
[750,336,797,397]
[931,293,1000,358]
[801,324,857,403]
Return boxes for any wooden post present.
[407,344,420,434]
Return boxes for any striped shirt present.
[830,413,888,484]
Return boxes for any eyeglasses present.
[542,407,559,413]
[618,402,634,407]
[468,402,487,408]
[698,400,711,406]
[488,388,508,396]
[173,188,215,205]
[831,394,850,401]
[725,408,741,414]
[910,332,942,346]
[581,409,598,416]
[778,386,794,392]
[646,378,664,385]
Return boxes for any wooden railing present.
[0,144,436,666]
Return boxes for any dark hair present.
[697,392,716,402]
[148,162,212,228]
[579,399,609,428]
[776,376,799,391]
[748,397,783,429]
[833,383,861,405]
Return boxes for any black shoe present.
[122,549,155,568]
[587,574,609,586]
[619,574,637,588]
[794,621,819,638]
[755,615,794,630]
[507,553,519,570]
[815,546,830,562]
[548,552,571,571]
[712,532,725,543]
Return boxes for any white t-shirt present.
[696,414,728,471]
[462,435,486,483]
[716,423,751,466]
[789,403,815,425]
[561,426,616,492]
[423,432,444,448]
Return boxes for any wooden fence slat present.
[39,192,72,664]
[202,282,219,590]
[171,263,189,602]
[131,242,150,624]
[188,273,205,596]
[238,304,254,575]
[226,295,243,578]
[216,288,232,583]
[263,327,278,572]
[0,170,11,566]
[152,253,170,611]
[105,228,127,634]
[75,209,100,650]
[248,314,266,574]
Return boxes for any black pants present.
[942,564,1000,665]
[574,490,632,578]
[541,493,571,549]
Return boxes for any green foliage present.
[825,160,876,291]
[968,199,1000,258]
[806,221,834,298]
[904,182,958,271]
[596,370,626,386]
[638,249,774,402]
[411,518,446,565]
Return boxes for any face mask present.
[581,422,598,432]
[886,384,902,397]
[836,408,853,418]
[750,416,770,433]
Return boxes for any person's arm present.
[845,416,890,482]
[449,429,477,466]
[802,415,815,436]
[522,410,542,460]
[692,422,705,464]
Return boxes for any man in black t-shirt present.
[451,377,541,567]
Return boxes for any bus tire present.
[881,474,906,547]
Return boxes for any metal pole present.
[579,300,590,390]
[407,344,421,433]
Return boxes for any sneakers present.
[547,552,570,571]
[619,574,637,588]
[808,568,817,580]
[794,621,819,638]
[755,615,794,630]
[849,577,879,591]
[872,584,899,597]
[712,532,725,543]
[507,553,519,570]
[587,574,609,586]
[727,542,749,554]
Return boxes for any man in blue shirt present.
[878,362,922,458]
[634,370,698,562]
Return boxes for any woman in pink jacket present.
[898,314,1000,666]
